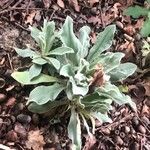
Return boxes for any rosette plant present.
[12,16,137,150]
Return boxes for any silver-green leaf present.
[108,63,137,81]
[47,47,74,55]
[68,108,81,150]
[87,25,116,62]
[29,64,42,80]
[11,71,59,85]
[28,83,65,105]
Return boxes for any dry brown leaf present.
[143,80,150,96]
[141,104,150,116]
[88,0,99,7]
[134,18,144,31]
[69,0,80,12]
[88,16,101,25]
[118,40,136,60]
[57,0,65,8]
[124,25,136,36]
[89,64,105,87]
[83,134,96,150]
[26,130,45,150]
[25,11,36,25]
[42,0,51,8]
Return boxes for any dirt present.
[0,0,149,150]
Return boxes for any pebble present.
[134,33,141,41]
[115,129,120,135]
[10,116,16,124]
[17,114,31,124]
[115,136,124,145]
[138,125,146,134]
[120,132,125,138]
[132,116,139,126]
[101,128,110,135]
[116,21,124,29]
[0,93,7,103]
[32,114,39,125]
[124,126,130,133]
[17,103,24,111]
[130,127,136,134]
[0,78,5,88]
[91,7,98,15]
[132,142,140,150]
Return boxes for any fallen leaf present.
[83,134,96,150]
[141,104,150,116]
[88,16,101,25]
[89,64,105,87]
[143,80,150,96]
[5,97,16,107]
[88,0,99,7]
[118,40,136,60]
[26,130,45,150]
[14,123,27,138]
[134,18,144,31]
[25,11,36,25]
[42,0,51,8]
[57,0,65,8]
[124,25,136,36]
[69,0,80,12]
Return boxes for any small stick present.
[7,53,13,71]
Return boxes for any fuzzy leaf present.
[68,108,81,150]
[61,16,82,53]
[98,82,137,111]
[28,100,68,114]
[45,57,60,70]
[42,20,55,53]
[60,64,75,77]
[30,20,56,53]
[90,52,125,73]
[28,83,65,105]
[15,48,39,58]
[29,64,42,80]
[87,25,116,62]
[32,57,47,65]
[70,77,89,96]
[108,63,137,81]
[11,71,59,85]
[60,16,82,65]
[47,47,74,55]
[29,26,41,45]
[78,26,91,58]
[123,6,149,18]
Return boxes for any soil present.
[0,0,149,150]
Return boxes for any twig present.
[95,113,135,131]
[0,7,47,14]
[7,53,13,71]
[26,0,31,15]
[12,0,23,8]
[1,16,29,32]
